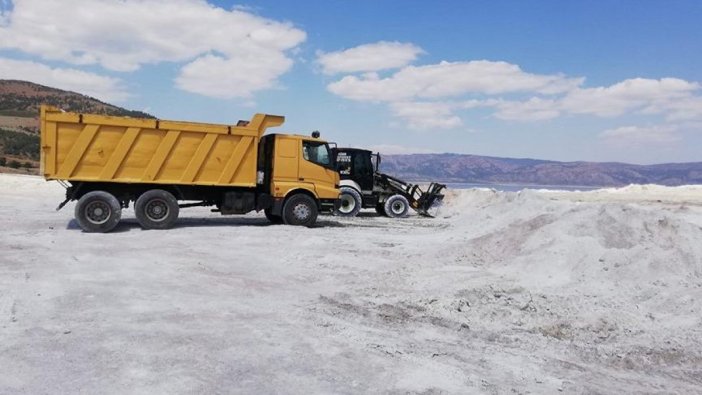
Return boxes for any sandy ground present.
[1,174,702,394]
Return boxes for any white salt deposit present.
[1,174,701,393]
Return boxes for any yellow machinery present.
[40,105,339,232]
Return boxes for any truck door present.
[299,140,339,200]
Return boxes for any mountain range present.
[381,153,702,187]
[0,79,700,186]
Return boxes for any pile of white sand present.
[1,174,701,393]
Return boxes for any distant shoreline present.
[445,182,604,192]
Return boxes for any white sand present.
[1,174,701,393]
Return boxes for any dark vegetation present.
[0,94,152,120]
[0,128,40,161]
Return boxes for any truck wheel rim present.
[145,199,169,221]
[391,201,405,214]
[293,203,310,220]
[85,201,111,225]
[338,194,356,214]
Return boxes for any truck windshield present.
[302,141,332,167]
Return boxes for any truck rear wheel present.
[334,187,362,217]
[75,191,122,233]
[135,189,179,230]
[283,194,318,227]
[384,194,410,218]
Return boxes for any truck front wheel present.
[283,194,318,227]
[384,194,410,218]
[75,191,122,233]
[135,189,179,230]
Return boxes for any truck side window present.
[302,141,331,167]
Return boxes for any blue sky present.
[1,0,701,164]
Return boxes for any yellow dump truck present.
[40,105,340,232]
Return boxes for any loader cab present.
[332,148,376,192]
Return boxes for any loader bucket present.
[414,182,447,217]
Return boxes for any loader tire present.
[283,194,318,227]
[384,194,410,218]
[135,189,179,230]
[334,187,362,217]
[264,208,283,224]
[75,191,122,233]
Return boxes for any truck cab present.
[258,133,339,223]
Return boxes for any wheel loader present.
[331,148,446,218]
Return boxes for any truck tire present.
[135,189,179,230]
[334,187,362,217]
[375,203,387,216]
[384,194,410,218]
[283,194,318,227]
[264,207,283,224]
[75,191,122,233]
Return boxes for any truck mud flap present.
[256,193,274,211]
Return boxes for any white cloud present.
[389,100,495,130]
[0,57,127,102]
[175,53,292,99]
[0,0,306,98]
[493,78,702,122]
[383,78,702,127]
[390,101,463,130]
[661,96,702,121]
[561,78,699,117]
[600,124,681,145]
[317,41,424,74]
[494,98,561,121]
[323,41,702,130]
[328,60,583,102]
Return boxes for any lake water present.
[445,182,604,192]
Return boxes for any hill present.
[381,153,702,187]
[0,80,153,173]
[0,79,152,131]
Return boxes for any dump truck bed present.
[40,106,283,187]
